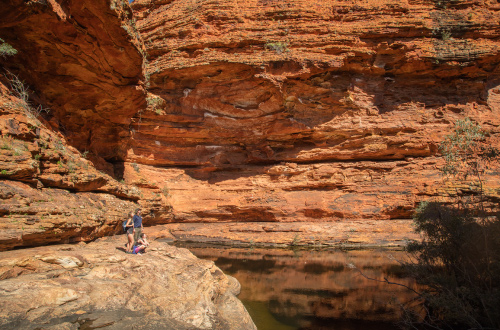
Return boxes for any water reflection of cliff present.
[182,244,420,330]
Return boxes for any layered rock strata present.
[124,0,500,223]
[0,79,168,250]
[2,0,500,250]
[0,0,146,164]
[130,0,500,167]
[147,221,419,247]
[0,1,163,250]
[0,236,256,330]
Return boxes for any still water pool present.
[176,243,419,330]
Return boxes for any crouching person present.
[132,233,150,255]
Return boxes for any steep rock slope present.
[0,0,169,250]
[124,0,500,225]
[0,0,146,163]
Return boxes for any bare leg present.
[136,245,146,254]
[127,233,133,252]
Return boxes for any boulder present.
[0,236,256,330]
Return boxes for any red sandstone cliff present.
[1,0,500,249]
[126,0,500,224]
[0,0,160,250]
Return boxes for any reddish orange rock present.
[123,0,500,226]
[145,220,419,247]
[0,0,146,161]
[1,0,500,250]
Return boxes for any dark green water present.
[176,243,419,330]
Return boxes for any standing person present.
[125,212,134,253]
[133,208,143,246]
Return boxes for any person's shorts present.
[126,227,133,235]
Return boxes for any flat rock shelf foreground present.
[0,236,256,330]
[148,220,419,248]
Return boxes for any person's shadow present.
[115,246,128,253]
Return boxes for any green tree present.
[405,118,500,330]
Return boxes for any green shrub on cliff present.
[146,94,163,109]
[0,38,17,57]
[405,118,500,330]
[265,41,289,54]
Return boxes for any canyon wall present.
[126,0,500,226]
[0,0,159,250]
[0,4,259,329]
[1,0,500,249]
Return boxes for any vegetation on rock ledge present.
[404,118,500,330]
[0,38,17,57]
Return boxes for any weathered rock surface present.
[0,179,138,251]
[0,81,161,250]
[147,220,418,248]
[0,235,256,330]
[0,1,166,250]
[1,0,500,250]
[0,0,146,164]
[123,0,500,223]
[129,0,500,167]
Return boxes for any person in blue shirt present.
[133,208,143,246]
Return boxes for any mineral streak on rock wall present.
[124,0,500,223]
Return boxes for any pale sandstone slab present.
[0,236,256,330]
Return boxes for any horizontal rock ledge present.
[145,220,419,248]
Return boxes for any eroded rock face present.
[1,0,500,249]
[147,220,419,247]
[0,1,167,250]
[0,236,256,330]
[122,0,500,222]
[0,80,165,250]
[0,0,146,161]
[129,0,500,166]
[121,158,444,223]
